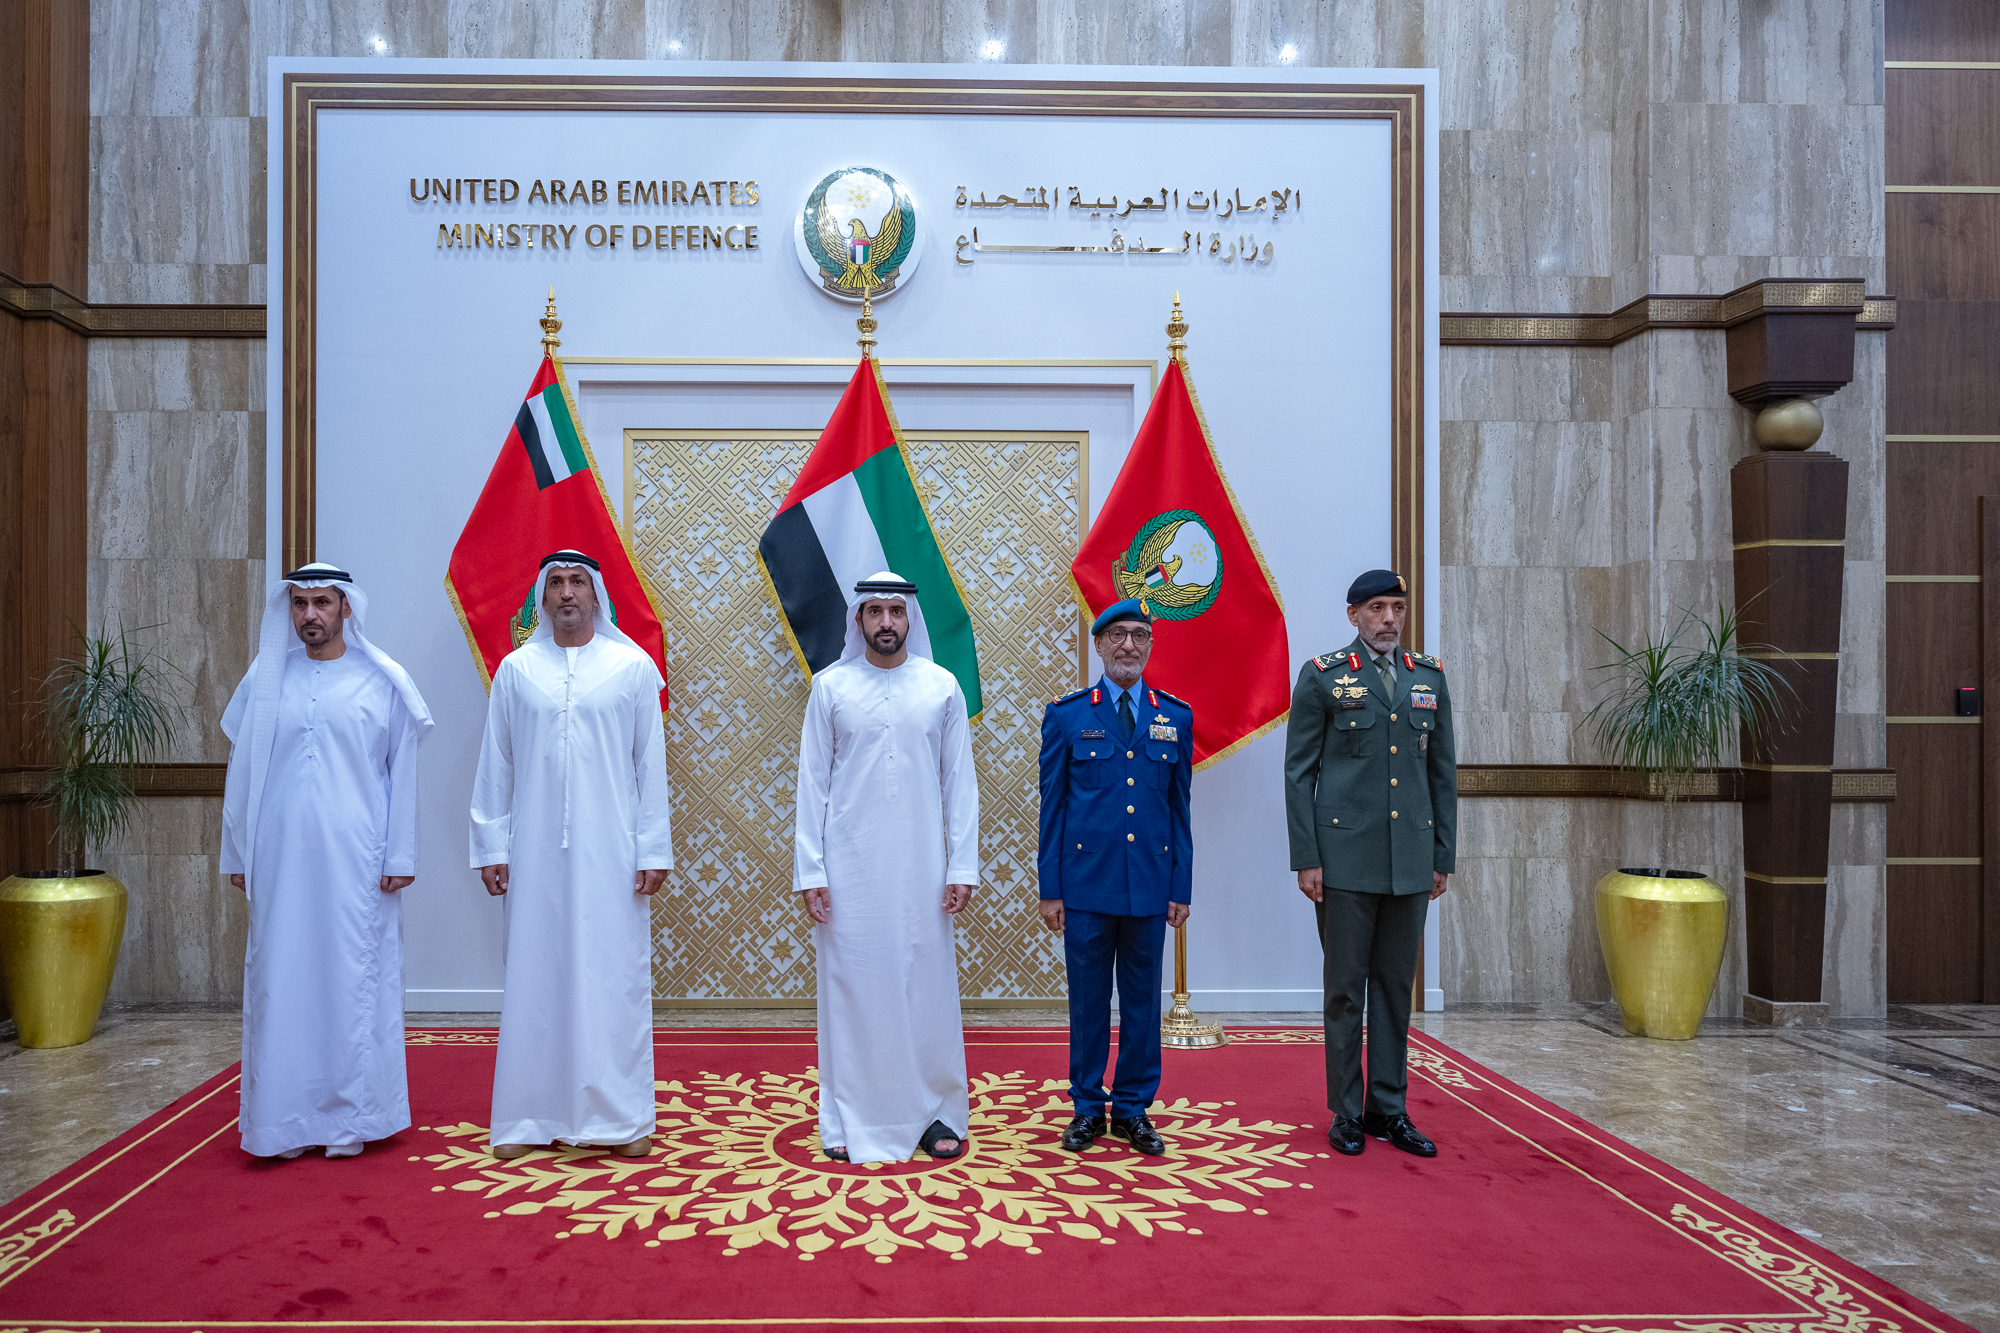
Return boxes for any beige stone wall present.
[85,0,1888,1014]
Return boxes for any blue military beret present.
[1090,598,1153,635]
[1346,569,1409,606]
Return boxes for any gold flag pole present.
[1157,290,1227,1052]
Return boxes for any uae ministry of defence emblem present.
[794,166,922,302]
[1113,510,1223,620]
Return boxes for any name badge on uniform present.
[1337,698,1367,711]
[1081,728,1105,738]
[1412,693,1438,710]
[1149,724,1178,741]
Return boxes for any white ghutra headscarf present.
[516,549,663,687]
[220,563,433,894]
[838,570,935,665]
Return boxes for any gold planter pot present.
[0,871,128,1049]
[1594,868,1728,1040]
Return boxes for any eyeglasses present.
[1098,628,1153,646]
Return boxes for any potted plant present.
[0,628,184,1048]
[1583,603,1792,1039]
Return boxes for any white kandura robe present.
[222,649,421,1157]
[471,635,673,1147]
[795,655,979,1164]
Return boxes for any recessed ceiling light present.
[1278,42,1297,63]
[372,36,387,53]
[982,40,1004,60]
[667,39,682,54]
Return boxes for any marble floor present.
[2,1003,1994,1331]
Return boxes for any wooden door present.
[1884,1,2000,1002]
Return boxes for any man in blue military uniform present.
[1284,569,1455,1159]
[1038,598,1193,1155]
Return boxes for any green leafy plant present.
[36,627,188,877]
[1584,602,1795,852]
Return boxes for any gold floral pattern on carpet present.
[414,1068,1314,1263]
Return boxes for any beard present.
[1361,625,1400,652]
[868,627,907,655]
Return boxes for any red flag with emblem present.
[1070,351,1289,769]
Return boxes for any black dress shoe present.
[1363,1111,1437,1157]
[1328,1116,1367,1155]
[1060,1114,1106,1152]
[1109,1114,1167,1156]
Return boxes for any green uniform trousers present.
[1315,887,1428,1120]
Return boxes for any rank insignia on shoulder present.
[1091,687,1102,706]
[1313,652,1342,672]
[1150,724,1178,741]
[1412,651,1443,671]
[1412,694,1438,710]
[1081,728,1106,738]
[1349,652,1362,671]
[1148,689,1158,708]
[1155,688,1189,708]
[1049,686,1089,705]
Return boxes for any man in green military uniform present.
[1283,569,1455,1158]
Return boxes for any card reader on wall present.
[1957,686,1981,717]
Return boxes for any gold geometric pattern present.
[414,1067,1311,1264]
[627,430,1085,1001]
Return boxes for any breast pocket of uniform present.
[1408,705,1436,746]
[1072,739,1113,788]
[1336,705,1377,750]
[1143,741,1178,787]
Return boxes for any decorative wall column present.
[0,1,90,881]
[1726,280,1865,1028]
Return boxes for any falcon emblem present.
[1112,509,1224,621]
[799,167,918,298]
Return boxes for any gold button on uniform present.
[1127,805,1135,814]
[1390,778,1398,787]
[1126,777,1135,786]
[1127,833,1135,842]
[1391,811,1399,819]
[1127,750,1135,759]
[1390,745,1397,754]
[1389,713,1397,721]
[1332,818,1339,825]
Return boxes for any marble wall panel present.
[1426,0,1633,134]
[1646,102,1883,292]
[1440,129,1617,288]
[97,797,247,1005]
[1440,346,1614,424]
[644,0,840,61]
[1652,0,1881,110]
[449,0,648,59]
[89,115,255,303]
[90,0,265,117]
[280,0,451,58]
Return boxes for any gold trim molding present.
[0,764,228,801]
[1442,280,1892,347]
[0,271,265,338]
[1457,765,1895,803]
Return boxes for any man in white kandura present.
[471,550,674,1160]
[221,562,432,1160]
[794,572,980,1165]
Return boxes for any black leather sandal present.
[823,1145,850,1163]
[918,1120,965,1160]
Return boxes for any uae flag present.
[445,355,669,708]
[756,359,982,719]
[1071,357,1288,769]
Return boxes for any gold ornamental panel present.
[628,430,1087,1002]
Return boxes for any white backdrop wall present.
[266,59,1441,1010]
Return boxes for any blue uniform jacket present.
[1037,677,1193,915]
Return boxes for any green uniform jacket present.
[1283,637,1457,894]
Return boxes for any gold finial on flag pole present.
[856,290,879,359]
[1166,290,1189,364]
[539,287,563,358]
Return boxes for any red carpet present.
[0,1025,1976,1332]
